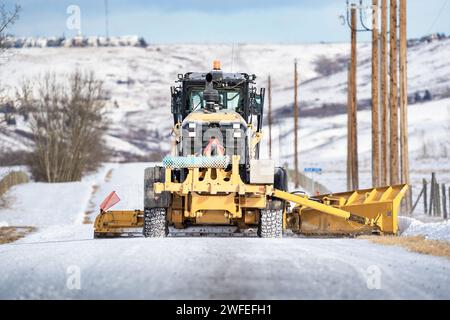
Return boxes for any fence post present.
[443,184,448,220]
[436,181,442,217]
[429,173,435,215]
[411,184,424,215]
[423,179,427,214]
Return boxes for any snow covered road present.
[1,234,450,299]
[1,163,450,299]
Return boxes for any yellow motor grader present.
[94,62,408,238]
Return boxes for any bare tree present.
[0,2,20,129]
[17,71,110,182]
[0,2,21,53]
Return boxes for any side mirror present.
[171,86,182,115]
[250,87,265,115]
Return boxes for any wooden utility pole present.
[399,0,411,210]
[372,0,380,187]
[268,75,273,159]
[389,0,399,185]
[348,5,359,190]
[294,60,300,188]
[347,63,352,191]
[380,0,389,186]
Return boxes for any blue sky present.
[4,0,450,43]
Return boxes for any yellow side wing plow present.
[281,185,409,236]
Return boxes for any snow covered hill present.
[0,42,350,157]
[1,39,449,162]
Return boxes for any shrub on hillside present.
[17,71,109,182]
[314,55,347,77]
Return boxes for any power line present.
[427,0,449,34]
[231,43,234,72]
[358,0,374,31]
[345,0,372,33]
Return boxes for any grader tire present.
[143,208,168,238]
[144,167,170,209]
[258,209,283,238]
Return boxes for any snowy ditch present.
[399,216,450,242]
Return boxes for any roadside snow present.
[16,224,93,243]
[0,162,155,243]
[91,162,154,212]
[0,164,105,232]
[0,166,29,180]
[400,216,450,242]
[0,181,93,227]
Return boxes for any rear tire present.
[258,208,283,238]
[144,167,170,209]
[143,208,168,238]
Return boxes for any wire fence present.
[411,172,449,220]
[296,171,331,195]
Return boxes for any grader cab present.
[94,61,408,238]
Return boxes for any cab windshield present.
[189,89,243,112]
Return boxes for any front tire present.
[258,208,283,238]
[143,208,168,238]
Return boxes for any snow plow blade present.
[94,210,144,238]
[283,185,409,236]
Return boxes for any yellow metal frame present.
[154,155,271,221]
[189,193,239,218]
[274,189,371,224]
[155,155,272,196]
[94,210,143,235]
[290,184,409,235]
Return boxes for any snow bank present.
[91,162,155,211]
[0,162,154,242]
[399,216,450,242]
[0,182,93,227]
[0,166,28,180]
